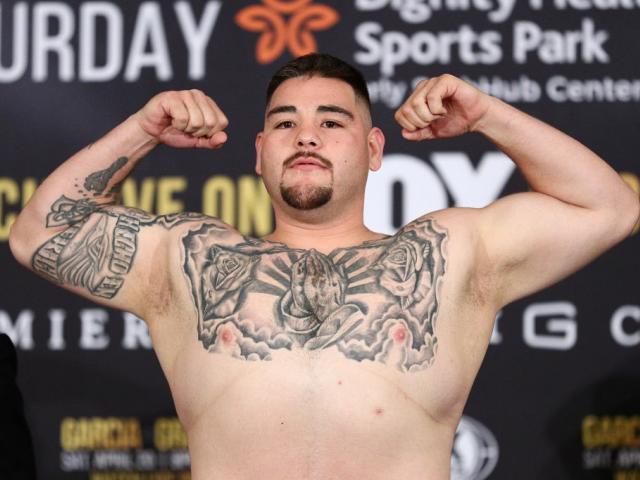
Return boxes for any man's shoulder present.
[404,209,488,286]
[403,207,482,242]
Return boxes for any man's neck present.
[263,212,386,254]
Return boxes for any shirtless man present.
[8,54,639,479]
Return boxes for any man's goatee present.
[280,185,333,210]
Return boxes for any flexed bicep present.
[476,191,624,308]
[9,88,234,319]
[26,195,215,318]
[34,202,143,300]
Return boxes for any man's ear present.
[367,127,385,172]
[255,132,263,175]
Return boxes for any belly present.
[170,347,456,480]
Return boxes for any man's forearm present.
[9,115,158,247]
[474,97,636,213]
[9,89,228,264]
[31,115,156,213]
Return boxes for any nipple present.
[220,327,235,346]
[392,326,407,343]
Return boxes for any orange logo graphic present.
[236,0,340,64]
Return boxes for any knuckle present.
[174,115,188,128]
[426,92,440,103]
[161,90,179,103]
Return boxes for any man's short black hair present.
[266,53,371,111]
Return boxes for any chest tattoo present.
[182,218,447,372]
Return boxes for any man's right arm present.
[8,90,229,320]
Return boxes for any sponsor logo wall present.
[0,0,638,478]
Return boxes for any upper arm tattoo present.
[182,218,448,372]
[34,211,140,298]
[31,157,211,299]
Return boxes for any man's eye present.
[323,120,341,128]
[276,121,294,129]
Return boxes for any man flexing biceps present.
[10,89,229,317]
[9,54,639,479]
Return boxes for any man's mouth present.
[284,152,332,171]
[290,157,328,169]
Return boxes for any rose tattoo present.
[201,246,258,318]
[374,231,431,310]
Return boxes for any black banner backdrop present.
[1,1,639,478]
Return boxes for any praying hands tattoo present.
[32,156,448,372]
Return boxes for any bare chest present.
[180,218,448,374]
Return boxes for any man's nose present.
[296,126,320,148]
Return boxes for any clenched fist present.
[135,89,228,149]
[394,74,493,141]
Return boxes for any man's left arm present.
[395,75,640,308]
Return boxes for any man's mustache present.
[283,151,333,169]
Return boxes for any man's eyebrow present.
[266,105,296,118]
[266,104,355,120]
[317,105,354,119]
